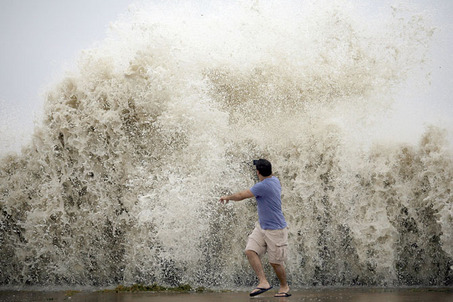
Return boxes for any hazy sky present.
[1,0,452,154]
[0,0,133,153]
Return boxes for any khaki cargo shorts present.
[245,222,288,265]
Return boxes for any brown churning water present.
[0,0,451,288]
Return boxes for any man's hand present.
[219,196,229,204]
[219,190,254,204]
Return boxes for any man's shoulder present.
[268,176,280,184]
[259,176,280,188]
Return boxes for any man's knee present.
[270,262,284,269]
[245,249,257,258]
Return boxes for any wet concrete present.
[0,288,452,302]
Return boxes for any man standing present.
[220,159,291,297]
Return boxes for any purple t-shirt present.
[250,176,287,230]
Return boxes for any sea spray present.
[0,0,451,287]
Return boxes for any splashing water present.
[1,1,452,288]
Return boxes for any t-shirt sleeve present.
[250,182,263,197]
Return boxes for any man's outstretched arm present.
[220,189,254,203]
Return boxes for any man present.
[220,159,291,297]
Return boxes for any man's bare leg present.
[245,250,271,293]
[270,262,290,295]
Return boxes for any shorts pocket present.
[266,228,289,263]
[275,242,288,262]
